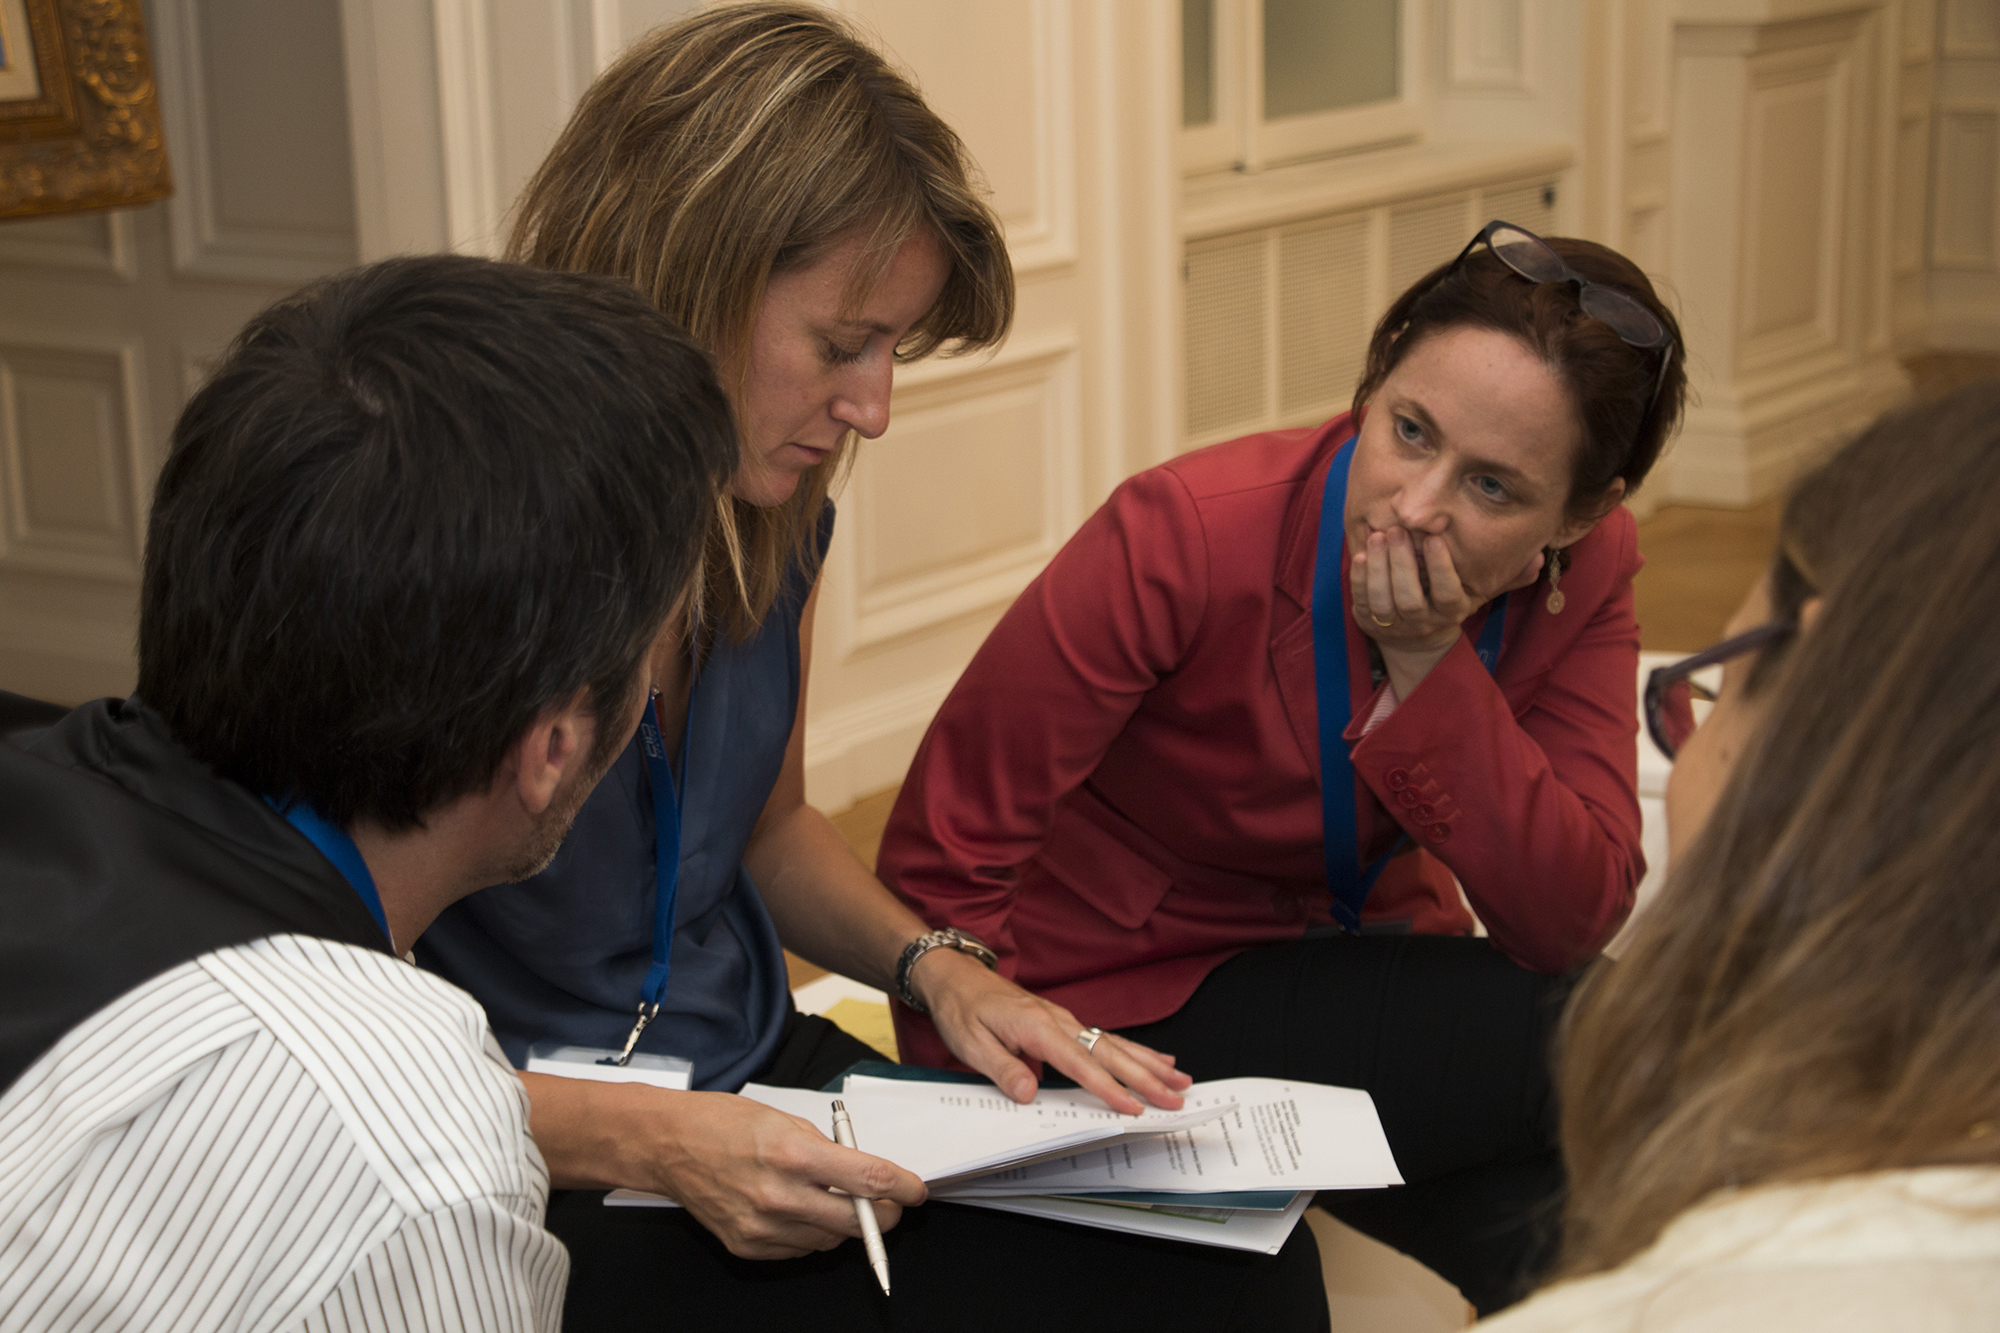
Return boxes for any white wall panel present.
[1935,109,2000,270]
[1627,0,1670,136]
[1431,0,1583,143]
[847,0,1077,273]
[355,0,700,260]
[1738,50,1847,363]
[1906,0,1937,58]
[0,0,361,703]
[844,341,1079,650]
[575,0,702,81]
[1444,0,1528,93]
[803,2,1180,807]
[0,341,147,584]
[431,0,507,256]
[1923,0,2000,350]
[155,0,359,281]
[1943,0,2000,57]
[1661,4,1906,505]
[0,213,137,280]
[1894,115,1929,274]
[1180,154,1570,451]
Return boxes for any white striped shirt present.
[0,935,567,1332]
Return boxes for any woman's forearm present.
[1379,640,1455,702]
[745,799,927,992]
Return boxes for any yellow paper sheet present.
[822,997,898,1062]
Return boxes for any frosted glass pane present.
[1264,0,1399,120]
[1183,0,1216,127]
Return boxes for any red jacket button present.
[1385,768,1411,791]
[1425,823,1450,843]
[1397,789,1420,809]
[1415,803,1436,819]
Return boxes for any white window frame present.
[1183,0,1427,177]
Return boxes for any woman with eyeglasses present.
[1478,382,2000,1332]
[878,223,1686,1314]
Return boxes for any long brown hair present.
[509,2,1014,637]
[1555,380,2000,1277]
[1353,234,1686,518]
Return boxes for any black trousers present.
[1121,935,1581,1316]
[549,1012,1331,1332]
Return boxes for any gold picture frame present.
[0,0,170,221]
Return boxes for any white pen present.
[829,1100,891,1296]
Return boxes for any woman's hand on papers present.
[523,1075,925,1259]
[909,947,1194,1116]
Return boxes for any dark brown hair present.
[509,2,1014,638]
[140,255,735,829]
[1352,234,1686,518]
[1553,380,2000,1277]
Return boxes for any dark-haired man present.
[0,255,737,1330]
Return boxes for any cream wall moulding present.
[1183,140,1574,241]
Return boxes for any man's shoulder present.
[0,938,550,1330]
[0,701,394,1093]
[202,935,543,1208]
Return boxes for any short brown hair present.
[509,2,1015,637]
[1352,234,1686,518]
[1553,380,2000,1277]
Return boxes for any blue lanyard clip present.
[614,1000,661,1068]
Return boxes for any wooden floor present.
[1630,498,1780,651]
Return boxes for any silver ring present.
[1076,1026,1105,1053]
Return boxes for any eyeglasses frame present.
[1643,620,1796,761]
[1447,219,1678,446]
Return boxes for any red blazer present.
[881,415,1645,1069]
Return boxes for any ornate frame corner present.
[1,0,171,221]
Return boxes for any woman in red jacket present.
[879,223,1686,1313]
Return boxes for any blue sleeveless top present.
[415,507,831,1092]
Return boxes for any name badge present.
[525,1042,692,1091]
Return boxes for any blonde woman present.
[416,6,1330,1328]
[1481,381,2000,1330]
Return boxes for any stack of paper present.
[842,1074,1398,1252]
[605,1072,1401,1254]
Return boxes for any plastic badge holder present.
[524,1041,693,1091]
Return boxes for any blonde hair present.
[508,2,1014,637]
[1554,381,2000,1277]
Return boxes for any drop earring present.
[1545,548,1567,615]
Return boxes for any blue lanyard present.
[265,797,392,949]
[616,688,692,1064]
[1311,435,1506,931]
